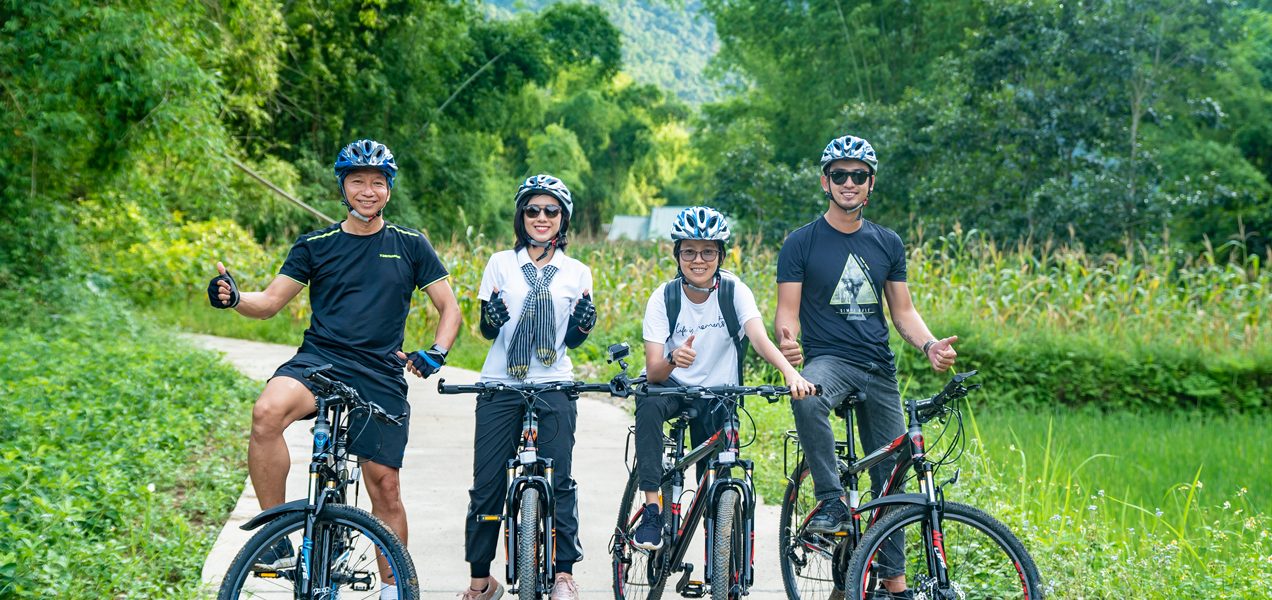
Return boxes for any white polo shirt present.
[478,248,593,384]
[642,272,762,387]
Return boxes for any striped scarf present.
[507,262,559,380]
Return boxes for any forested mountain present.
[483,0,723,104]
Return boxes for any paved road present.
[193,334,791,599]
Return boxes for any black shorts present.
[272,352,411,468]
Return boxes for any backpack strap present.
[717,271,750,384]
[663,278,682,359]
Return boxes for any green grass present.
[0,284,257,598]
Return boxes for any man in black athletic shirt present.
[208,139,460,598]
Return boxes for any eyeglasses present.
[678,249,720,262]
[523,204,562,219]
[827,170,872,186]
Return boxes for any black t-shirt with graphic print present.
[279,221,449,374]
[776,216,907,369]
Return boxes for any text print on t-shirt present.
[829,254,880,322]
[674,315,727,339]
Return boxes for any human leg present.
[465,391,523,582]
[536,390,582,573]
[855,363,907,590]
[249,375,318,509]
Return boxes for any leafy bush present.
[0,282,256,598]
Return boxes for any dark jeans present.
[465,389,581,577]
[634,391,726,493]
[792,355,906,578]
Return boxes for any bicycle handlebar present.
[302,365,406,426]
[911,369,980,419]
[437,378,615,397]
[642,383,823,400]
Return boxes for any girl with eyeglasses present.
[627,206,816,551]
[459,174,596,600]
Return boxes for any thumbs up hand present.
[671,334,697,369]
[778,326,802,366]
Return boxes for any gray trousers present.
[793,355,906,577]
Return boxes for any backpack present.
[664,271,750,384]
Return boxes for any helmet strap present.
[825,190,867,221]
[527,236,557,262]
[680,273,718,295]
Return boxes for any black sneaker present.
[252,537,295,571]
[632,503,664,550]
[805,498,850,534]
[867,589,914,600]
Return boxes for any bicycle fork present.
[499,453,556,592]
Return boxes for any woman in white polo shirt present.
[459,174,595,600]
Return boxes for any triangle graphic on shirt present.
[830,254,877,320]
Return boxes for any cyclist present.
[775,134,958,600]
[631,206,816,550]
[208,139,461,600]
[460,174,596,600]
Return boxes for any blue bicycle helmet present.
[820,135,878,174]
[670,206,731,242]
[333,139,398,222]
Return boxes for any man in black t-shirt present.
[775,134,958,600]
[208,140,461,594]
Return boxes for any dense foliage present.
[0,284,256,597]
[701,0,1272,254]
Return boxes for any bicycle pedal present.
[476,514,502,522]
[349,571,374,591]
[678,581,706,598]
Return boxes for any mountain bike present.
[218,364,420,599]
[611,383,809,600]
[778,370,1043,600]
[439,342,639,600]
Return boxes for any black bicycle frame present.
[502,393,558,589]
[655,395,756,589]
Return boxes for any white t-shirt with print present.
[642,272,762,387]
[478,248,593,384]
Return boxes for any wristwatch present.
[922,339,937,356]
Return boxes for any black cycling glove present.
[482,291,511,329]
[568,292,597,332]
[207,270,241,309]
[407,345,447,378]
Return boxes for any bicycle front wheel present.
[710,488,745,600]
[845,502,1042,600]
[779,462,851,600]
[218,503,419,599]
[612,469,668,600]
[519,488,543,600]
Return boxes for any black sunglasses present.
[523,204,562,218]
[827,170,872,186]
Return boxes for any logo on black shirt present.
[830,254,878,321]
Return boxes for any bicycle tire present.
[779,463,851,600]
[612,469,668,600]
[218,503,419,600]
[845,502,1043,600]
[519,488,543,600]
[710,488,744,600]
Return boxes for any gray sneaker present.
[805,498,850,534]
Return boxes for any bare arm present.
[423,278,462,350]
[774,281,804,366]
[232,275,305,319]
[644,340,674,385]
[884,280,958,372]
[743,318,816,399]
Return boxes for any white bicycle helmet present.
[513,174,574,219]
[820,135,878,174]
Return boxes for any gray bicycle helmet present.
[670,206,731,242]
[513,174,574,219]
[820,134,878,174]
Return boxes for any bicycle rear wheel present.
[845,502,1043,599]
[519,488,543,600]
[612,469,668,600]
[218,504,418,599]
[710,488,744,600]
[779,463,849,600]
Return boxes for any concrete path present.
[193,334,790,599]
